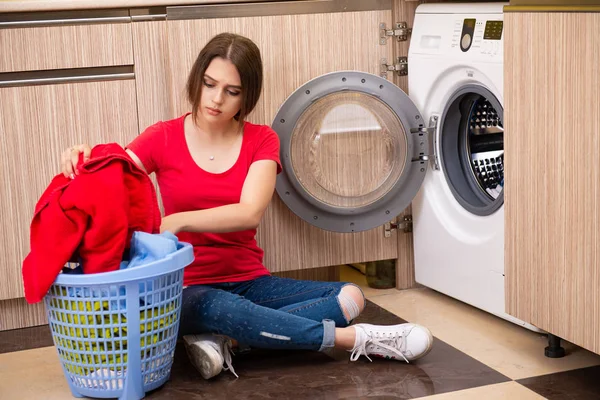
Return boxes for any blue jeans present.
[178,275,361,352]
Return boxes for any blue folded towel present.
[121,231,179,270]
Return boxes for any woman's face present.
[199,57,243,124]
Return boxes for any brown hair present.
[186,33,263,129]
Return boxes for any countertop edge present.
[0,0,286,14]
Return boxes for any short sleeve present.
[253,126,282,174]
[126,122,165,174]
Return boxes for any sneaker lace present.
[220,339,239,378]
[350,330,410,363]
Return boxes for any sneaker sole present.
[183,336,223,380]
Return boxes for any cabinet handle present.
[130,7,167,22]
[0,66,134,88]
[0,10,131,28]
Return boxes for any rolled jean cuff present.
[318,319,336,352]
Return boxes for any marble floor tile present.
[418,381,547,400]
[518,364,600,400]
[0,346,72,400]
[368,287,600,380]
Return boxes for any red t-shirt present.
[127,113,282,286]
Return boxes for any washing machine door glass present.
[290,91,407,209]
[272,71,428,233]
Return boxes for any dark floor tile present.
[518,365,600,400]
[0,324,53,354]
[147,300,510,400]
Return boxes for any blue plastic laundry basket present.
[44,241,193,400]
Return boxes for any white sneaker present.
[350,323,433,363]
[183,334,238,379]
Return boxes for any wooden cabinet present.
[0,23,133,73]
[0,79,139,301]
[164,8,408,274]
[0,14,139,331]
[505,11,600,354]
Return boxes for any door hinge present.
[409,115,439,168]
[380,57,408,79]
[380,22,412,45]
[384,215,413,237]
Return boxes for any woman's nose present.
[213,90,224,105]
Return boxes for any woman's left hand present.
[160,213,185,234]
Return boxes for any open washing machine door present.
[271,71,431,233]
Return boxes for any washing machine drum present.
[439,85,504,217]
[272,71,429,233]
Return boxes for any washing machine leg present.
[545,333,566,358]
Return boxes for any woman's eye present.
[203,81,215,88]
[228,91,241,96]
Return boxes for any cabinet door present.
[505,12,600,353]
[0,79,139,300]
[131,20,171,132]
[132,20,171,215]
[165,9,405,274]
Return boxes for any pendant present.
[209,156,215,160]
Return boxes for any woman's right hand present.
[61,144,92,178]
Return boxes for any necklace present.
[194,123,241,162]
[208,133,242,161]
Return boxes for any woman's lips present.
[206,107,222,116]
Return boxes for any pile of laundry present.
[21,144,181,387]
[22,143,163,304]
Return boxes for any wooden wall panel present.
[505,12,600,353]
[274,265,340,282]
[131,21,172,133]
[0,23,133,73]
[0,298,47,331]
[0,80,139,300]
[166,10,400,273]
[131,20,173,215]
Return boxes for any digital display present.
[464,18,476,29]
[484,21,504,40]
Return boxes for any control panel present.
[451,18,503,57]
[409,9,505,61]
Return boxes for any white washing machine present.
[408,2,540,332]
[271,3,540,332]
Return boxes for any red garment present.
[22,144,161,303]
[126,113,282,286]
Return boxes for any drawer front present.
[0,22,133,73]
